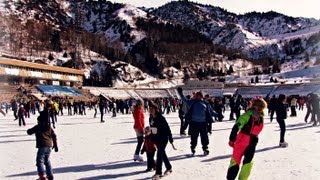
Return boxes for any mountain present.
[0,0,320,88]
[151,1,320,59]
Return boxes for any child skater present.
[141,126,157,172]
[226,98,267,180]
[27,112,58,180]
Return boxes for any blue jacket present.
[180,94,218,123]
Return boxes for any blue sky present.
[111,0,320,19]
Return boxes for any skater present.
[141,126,157,172]
[93,101,98,118]
[18,104,26,126]
[311,93,320,126]
[133,99,145,162]
[298,97,304,111]
[27,112,58,180]
[0,108,6,116]
[269,95,277,122]
[149,102,176,180]
[226,98,267,180]
[275,94,288,147]
[67,101,72,116]
[290,96,297,117]
[11,99,18,120]
[178,87,217,156]
[304,95,312,123]
[229,96,236,120]
[49,101,57,129]
[99,98,105,123]
[178,96,190,136]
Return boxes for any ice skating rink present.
[1,109,319,180]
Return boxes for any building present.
[0,58,84,87]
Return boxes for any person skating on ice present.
[18,104,26,126]
[141,126,157,172]
[149,102,176,180]
[226,98,267,180]
[27,112,58,180]
[133,99,145,162]
[275,94,289,147]
[177,87,217,156]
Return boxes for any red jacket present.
[133,107,144,132]
[142,135,156,153]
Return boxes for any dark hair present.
[149,102,159,112]
[278,94,286,102]
[196,92,203,98]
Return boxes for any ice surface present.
[1,108,320,179]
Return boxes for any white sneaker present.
[279,142,288,148]
[133,154,143,162]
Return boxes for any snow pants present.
[189,122,209,151]
[227,133,257,180]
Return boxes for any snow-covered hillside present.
[151,1,320,59]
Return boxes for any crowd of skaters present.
[1,89,320,180]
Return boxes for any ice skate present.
[37,174,47,180]
[180,132,187,137]
[133,154,143,162]
[191,149,195,156]
[151,174,162,180]
[279,142,288,148]
[163,169,172,176]
[203,150,209,156]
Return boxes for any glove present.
[228,141,235,148]
[171,143,177,150]
[53,145,59,152]
[177,87,183,94]
[140,149,145,155]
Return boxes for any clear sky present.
[111,0,320,19]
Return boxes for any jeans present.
[36,147,53,176]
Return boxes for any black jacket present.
[150,112,173,145]
[275,102,287,120]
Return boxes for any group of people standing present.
[2,88,320,180]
